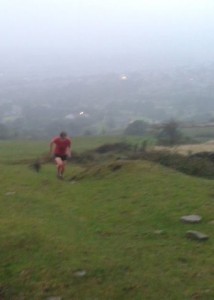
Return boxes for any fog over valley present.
[1,0,214,138]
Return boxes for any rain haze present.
[1,0,214,75]
[1,0,214,139]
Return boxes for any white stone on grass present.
[154,230,165,235]
[5,192,16,196]
[186,230,209,241]
[181,215,202,224]
[73,270,87,277]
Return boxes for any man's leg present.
[61,160,67,176]
[55,157,63,177]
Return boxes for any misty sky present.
[1,0,214,75]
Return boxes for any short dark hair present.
[60,131,67,138]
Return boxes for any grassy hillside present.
[0,138,213,299]
[0,136,146,163]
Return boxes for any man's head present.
[60,131,67,139]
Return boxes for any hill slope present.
[0,143,213,299]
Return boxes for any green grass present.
[0,136,152,164]
[0,139,214,299]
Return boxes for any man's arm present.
[66,139,72,157]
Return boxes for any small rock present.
[186,230,209,241]
[181,215,202,224]
[5,192,16,196]
[73,270,87,277]
[154,230,165,235]
[47,297,62,300]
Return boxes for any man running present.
[50,131,72,179]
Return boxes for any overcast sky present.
[1,0,214,75]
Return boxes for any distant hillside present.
[1,64,214,137]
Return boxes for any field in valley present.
[155,140,214,155]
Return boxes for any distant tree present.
[157,119,182,146]
[124,120,148,136]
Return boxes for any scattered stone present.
[73,270,87,277]
[5,192,16,196]
[181,215,202,224]
[186,230,209,241]
[47,297,62,300]
[154,230,165,235]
